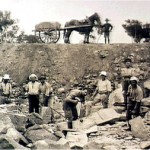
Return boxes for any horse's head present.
[88,13,102,34]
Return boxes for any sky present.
[0,0,150,43]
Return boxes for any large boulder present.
[73,108,121,130]
[0,135,28,149]
[7,113,27,132]
[24,125,59,143]
[129,116,150,140]
[0,112,14,133]
[6,128,29,145]
[27,112,43,125]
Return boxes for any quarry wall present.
[0,43,149,88]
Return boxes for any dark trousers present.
[123,79,130,109]
[63,103,78,121]
[126,100,140,121]
[44,95,51,107]
[28,95,39,113]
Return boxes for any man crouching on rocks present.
[63,89,87,128]
[92,71,111,108]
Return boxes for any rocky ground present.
[0,43,150,149]
[0,97,150,149]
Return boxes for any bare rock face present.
[0,135,27,149]
[24,125,59,143]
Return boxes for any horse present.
[63,12,102,44]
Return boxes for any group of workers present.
[63,56,147,130]
[0,74,53,114]
[0,54,148,130]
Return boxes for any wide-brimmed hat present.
[3,74,10,80]
[100,71,107,76]
[29,74,38,80]
[130,76,139,82]
[105,18,110,21]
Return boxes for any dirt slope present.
[0,43,149,86]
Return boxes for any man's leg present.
[44,96,50,106]
[34,95,40,113]
[101,94,108,108]
[71,106,78,121]
[28,95,34,113]
[92,94,102,105]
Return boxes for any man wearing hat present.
[0,74,12,103]
[92,71,111,108]
[126,76,143,130]
[63,89,87,128]
[101,18,113,44]
[39,75,53,107]
[25,74,40,113]
[121,58,135,110]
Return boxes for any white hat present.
[100,71,107,76]
[29,74,38,80]
[130,76,139,82]
[3,74,10,79]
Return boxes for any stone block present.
[27,112,43,125]
[40,106,52,124]
[0,135,27,149]
[24,125,59,143]
[140,141,150,149]
[0,112,14,133]
[66,131,88,148]
[8,113,27,132]
[6,128,29,145]
[129,116,150,140]
[73,108,120,130]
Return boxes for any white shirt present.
[97,79,111,92]
[26,81,40,95]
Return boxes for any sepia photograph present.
[0,0,149,149]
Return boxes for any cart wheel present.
[39,29,60,43]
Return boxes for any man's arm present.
[109,24,113,31]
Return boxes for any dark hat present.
[105,18,110,21]
[124,58,132,63]
[39,75,46,80]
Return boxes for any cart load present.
[35,21,61,43]
[35,21,61,31]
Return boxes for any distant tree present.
[0,10,19,43]
[122,19,150,43]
